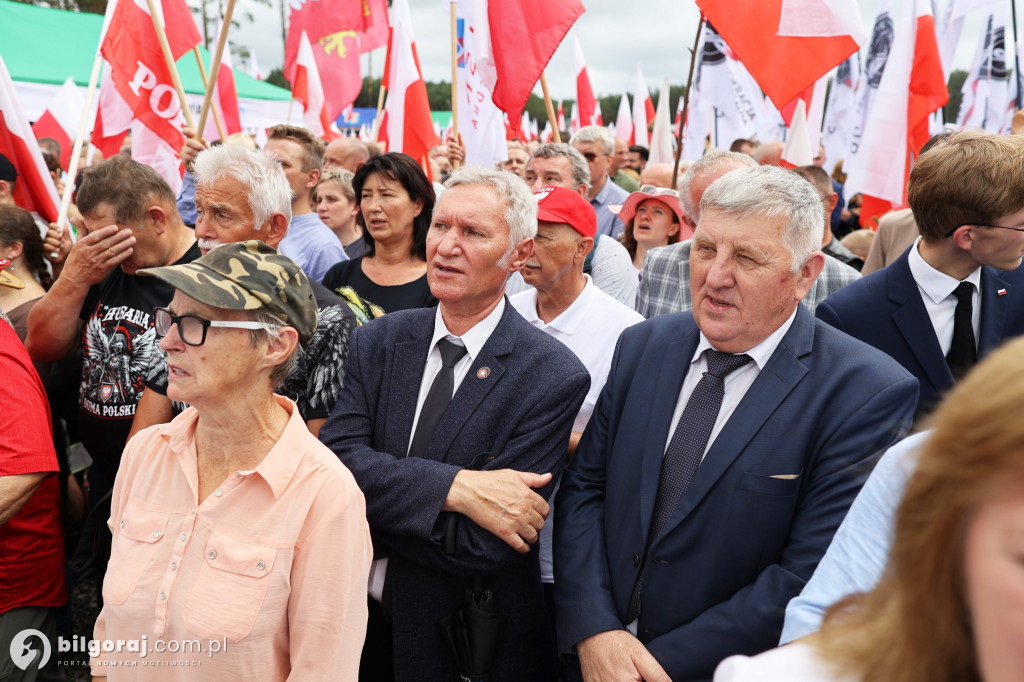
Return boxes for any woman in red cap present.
[617,185,690,271]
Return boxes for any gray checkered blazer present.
[635,240,861,318]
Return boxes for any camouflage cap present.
[139,241,317,347]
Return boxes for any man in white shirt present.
[321,167,590,682]
[509,185,643,630]
[817,129,1024,420]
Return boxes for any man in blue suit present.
[554,165,918,682]
[817,130,1024,420]
[321,166,590,682]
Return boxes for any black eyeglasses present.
[154,307,265,347]
[944,223,1024,238]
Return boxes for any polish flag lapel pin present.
[998,288,1007,296]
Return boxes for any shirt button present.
[208,550,217,560]
[153,531,162,538]
[633,553,640,567]
[214,490,223,497]
[180,533,187,541]
[170,561,178,570]
[120,520,126,528]
[191,506,197,514]
[257,561,265,570]
[159,592,167,600]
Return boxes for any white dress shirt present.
[369,298,506,601]
[907,237,982,355]
[665,308,799,461]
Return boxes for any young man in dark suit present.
[817,130,1024,420]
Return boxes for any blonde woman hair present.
[817,334,1024,682]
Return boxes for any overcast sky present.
[237,0,996,102]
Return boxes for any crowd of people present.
[3,119,1024,682]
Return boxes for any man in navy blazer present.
[817,130,1024,421]
[554,166,918,682]
[321,166,590,682]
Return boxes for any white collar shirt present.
[907,237,982,355]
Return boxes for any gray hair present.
[244,309,298,389]
[443,165,538,266]
[193,145,293,230]
[531,143,591,191]
[570,125,614,155]
[700,165,824,272]
[678,150,757,221]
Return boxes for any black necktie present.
[626,349,753,622]
[407,338,468,460]
[946,281,976,381]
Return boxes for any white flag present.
[454,0,507,167]
[822,54,859,167]
[957,7,1009,132]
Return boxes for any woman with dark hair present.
[715,334,1024,682]
[322,152,437,313]
[0,205,52,337]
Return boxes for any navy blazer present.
[816,247,1024,420]
[554,306,918,681]
[320,301,590,682]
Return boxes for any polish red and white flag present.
[379,0,437,161]
[0,53,60,223]
[293,30,337,139]
[574,35,599,127]
[31,77,84,171]
[615,90,633,143]
[633,66,653,147]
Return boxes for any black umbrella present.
[437,576,507,682]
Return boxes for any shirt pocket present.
[104,503,173,605]
[183,532,278,642]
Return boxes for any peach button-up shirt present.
[92,396,372,681]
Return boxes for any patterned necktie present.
[626,349,753,622]
[407,338,468,459]
[946,281,976,381]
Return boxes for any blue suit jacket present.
[816,247,1024,420]
[553,306,918,681]
[320,302,590,682]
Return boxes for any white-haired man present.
[321,167,590,682]
[571,125,630,238]
[635,151,860,317]
[555,165,918,681]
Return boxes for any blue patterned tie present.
[627,349,753,622]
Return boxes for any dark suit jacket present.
[816,248,1024,420]
[554,306,917,682]
[320,301,590,682]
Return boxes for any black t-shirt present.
[77,242,201,481]
[321,257,437,314]
[145,280,356,422]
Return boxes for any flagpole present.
[373,86,387,143]
[144,0,196,130]
[196,0,236,139]
[1013,0,1023,108]
[540,73,561,143]
[672,15,704,182]
[287,98,294,125]
[449,1,461,168]
[192,48,227,140]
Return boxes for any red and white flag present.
[574,35,599,127]
[781,99,813,168]
[846,0,947,227]
[293,31,336,139]
[31,77,85,171]
[569,101,580,135]
[93,64,132,161]
[453,0,506,168]
[648,77,674,165]
[556,101,566,133]
[487,0,584,135]
[210,17,242,140]
[0,53,60,224]
[380,0,437,162]
[697,0,867,110]
[615,90,632,143]
[100,0,201,190]
[633,67,653,147]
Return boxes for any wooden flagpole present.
[196,0,236,138]
[373,81,387,143]
[672,15,705,184]
[449,1,461,168]
[540,73,560,143]
[192,48,227,140]
[145,0,196,130]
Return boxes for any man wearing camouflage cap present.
[129,144,356,440]
[91,240,371,679]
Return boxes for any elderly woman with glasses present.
[90,241,372,681]
[617,185,690,271]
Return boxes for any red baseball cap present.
[534,185,597,238]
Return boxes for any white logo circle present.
[9,628,51,671]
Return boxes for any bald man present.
[639,163,675,189]
[324,137,370,172]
